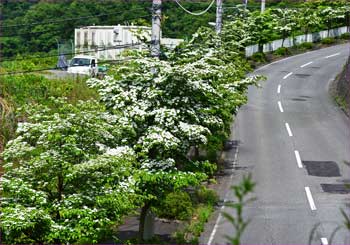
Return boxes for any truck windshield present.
[70,58,91,67]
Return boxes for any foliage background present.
[1,0,348,58]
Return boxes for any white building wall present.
[74,25,151,60]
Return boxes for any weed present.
[334,95,347,111]
[274,47,291,56]
[298,42,314,50]
[251,52,267,63]
[173,204,214,244]
[223,174,256,245]
[340,33,350,40]
[321,37,336,45]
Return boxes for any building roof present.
[77,25,151,30]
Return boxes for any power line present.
[0,43,145,63]
[0,29,62,38]
[0,7,147,29]
[174,0,215,16]
[0,14,153,37]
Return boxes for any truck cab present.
[67,55,98,76]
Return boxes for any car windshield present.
[70,58,91,67]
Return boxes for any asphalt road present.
[201,44,350,245]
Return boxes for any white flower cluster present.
[178,122,210,145]
[106,146,135,157]
[138,126,180,153]
[152,108,179,129]
[141,158,176,172]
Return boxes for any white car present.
[67,55,98,77]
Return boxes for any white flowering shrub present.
[319,6,345,34]
[222,4,348,50]
[271,9,298,46]
[0,99,138,243]
[85,26,263,240]
[88,31,261,161]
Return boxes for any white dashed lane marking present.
[325,52,340,59]
[321,238,328,245]
[294,150,303,168]
[305,187,317,211]
[285,123,293,137]
[277,84,281,94]
[300,61,313,68]
[278,101,284,112]
[283,72,293,79]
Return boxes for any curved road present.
[202,44,350,244]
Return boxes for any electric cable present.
[0,43,145,63]
[0,14,153,37]
[174,0,215,16]
[0,7,147,29]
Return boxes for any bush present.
[155,191,193,221]
[173,204,214,244]
[274,47,291,56]
[340,33,350,40]
[205,134,225,162]
[298,42,314,50]
[193,186,219,206]
[321,37,336,45]
[183,160,217,178]
[251,52,266,63]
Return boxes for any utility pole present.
[151,0,161,57]
[261,0,265,13]
[216,0,223,34]
[244,0,248,10]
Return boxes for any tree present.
[272,8,298,47]
[296,7,321,42]
[340,5,350,32]
[87,25,261,240]
[318,6,345,37]
[0,99,138,243]
[248,10,278,53]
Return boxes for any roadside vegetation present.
[331,48,350,116]
[1,0,350,244]
[0,18,261,244]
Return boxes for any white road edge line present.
[207,210,222,245]
[325,52,340,59]
[208,143,239,245]
[285,123,293,137]
[321,237,329,245]
[277,84,281,94]
[305,187,317,211]
[300,61,313,68]
[294,150,303,168]
[283,72,293,79]
[278,101,284,112]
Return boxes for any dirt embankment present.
[331,54,350,116]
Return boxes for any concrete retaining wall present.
[246,26,349,57]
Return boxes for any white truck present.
[67,55,105,77]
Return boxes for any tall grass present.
[0,97,15,155]
[0,73,99,154]
[0,74,98,106]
